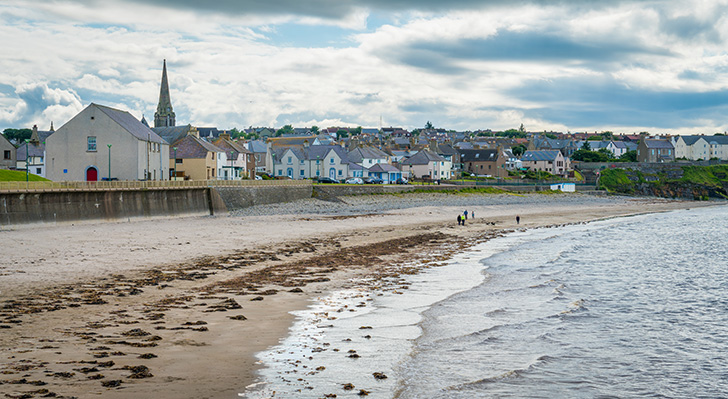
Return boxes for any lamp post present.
[230,151,234,180]
[24,139,30,182]
[107,144,112,181]
[172,147,177,181]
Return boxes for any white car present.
[345,177,363,184]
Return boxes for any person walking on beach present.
[471,211,475,219]
[457,214,462,226]
[516,215,520,225]
[464,210,468,220]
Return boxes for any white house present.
[272,144,350,180]
[401,150,452,180]
[47,103,170,181]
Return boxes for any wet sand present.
[0,193,714,398]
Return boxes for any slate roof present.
[94,104,166,144]
[152,125,192,146]
[401,150,446,165]
[644,139,674,149]
[272,145,350,165]
[361,128,379,135]
[437,143,458,156]
[704,135,728,145]
[455,142,474,150]
[246,140,268,153]
[677,135,705,146]
[368,163,400,173]
[171,134,224,158]
[348,146,389,163]
[522,150,561,162]
[213,137,251,157]
[459,149,499,162]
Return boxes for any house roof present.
[267,135,318,148]
[401,150,446,165]
[459,149,499,162]
[704,135,728,145]
[522,150,561,161]
[368,163,400,173]
[152,125,192,146]
[212,137,251,156]
[644,139,674,149]
[246,140,268,153]
[94,103,166,144]
[171,134,224,159]
[348,146,389,163]
[272,144,350,165]
[677,135,705,146]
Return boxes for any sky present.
[2,0,728,134]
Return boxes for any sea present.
[242,205,728,399]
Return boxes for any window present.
[300,159,304,165]
[316,159,320,164]
[288,156,292,164]
[176,158,183,164]
[87,136,97,152]
[300,169,305,176]
[3,150,10,160]
[36,168,41,174]
[316,170,320,176]
[338,170,342,176]
[278,170,282,176]
[330,158,335,164]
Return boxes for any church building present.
[154,59,175,128]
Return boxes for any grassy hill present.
[0,169,50,182]
[598,165,728,199]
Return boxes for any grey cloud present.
[43,0,642,20]
[382,30,671,75]
[507,76,728,128]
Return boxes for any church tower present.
[154,59,176,128]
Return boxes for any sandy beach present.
[0,192,716,399]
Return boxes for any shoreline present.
[0,193,720,398]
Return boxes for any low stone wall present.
[312,184,454,200]
[0,189,211,226]
[213,184,313,211]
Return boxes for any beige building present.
[47,103,169,181]
[168,132,224,180]
[0,133,16,169]
[521,150,568,176]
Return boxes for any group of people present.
[456,210,473,226]
[456,211,521,226]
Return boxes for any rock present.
[358,389,371,396]
[101,379,122,387]
[373,372,387,380]
[342,383,354,390]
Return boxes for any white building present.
[47,103,169,181]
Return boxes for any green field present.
[0,169,50,182]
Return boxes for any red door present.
[86,167,98,181]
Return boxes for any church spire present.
[154,59,175,128]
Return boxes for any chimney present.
[189,125,199,138]
[220,132,231,140]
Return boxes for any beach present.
[0,192,714,399]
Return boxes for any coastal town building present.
[1,131,16,170]
[46,103,169,181]
[637,139,675,163]
[212,133,254,179]
[168,129,226,180]
[154,60,175,128]
[15,125,54,177]
[521,150,568,176]
[459,148,507,178]
[400,149,452,180]
[271,144,350,180]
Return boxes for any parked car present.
[345,177,363,184]
[395,177,408,184]
[365,177,384,184]
[317,177,339,184]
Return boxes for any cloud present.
[0,82,84,128]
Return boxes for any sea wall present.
[0,184,316,226]
[0,189,211,226]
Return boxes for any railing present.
[0,179,312,193]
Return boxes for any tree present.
[336,129,349,138]
[3,128,32,144]
[582,141,591,151]
[618,150,637,162]
[311,126,320,134]
[544,133,557,139]
[511,144,527,157]
[518,123,525,133]
[350,126,362,136]
[571,148,610,162]
[597,148,614,159]
[230,128,243,139]
[424,121,434,130]
[275,124,294,137]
